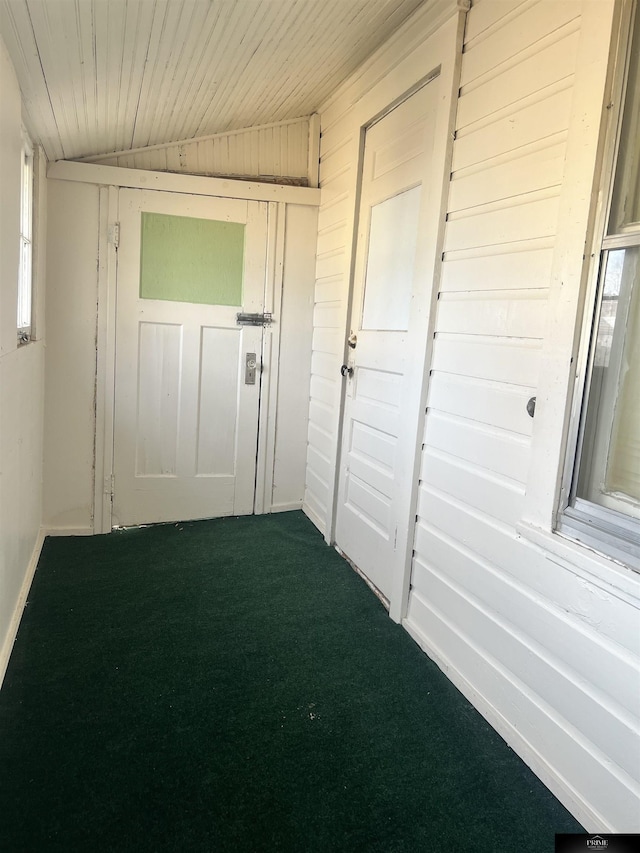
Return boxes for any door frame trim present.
[94,185,118,534]
[254,202,287,514]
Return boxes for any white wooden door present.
[335,81,438,602]
[113,189,268,526]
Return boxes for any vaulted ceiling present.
[0,0,426,162]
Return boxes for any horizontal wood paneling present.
[435,290,548,338]
[419,448,526,527]
[410,543,639,780]
[453,85,574,171]
[444,192,561,252]
[440,246,555,291]
[406,587,640,833]
[425,410,531,483]
[426,372,535,435]
[406,0,640,833]
[457,25,580,128]
[460,0,581,87]
[431,334,542,386]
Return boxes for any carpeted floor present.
[0,511,582,851]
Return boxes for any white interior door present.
[335,81,438,602]
[113,188,268,527]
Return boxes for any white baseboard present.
[44,526,94,537]
[270,501,303,513]
[402,617,609,834]
[0,528,46,690]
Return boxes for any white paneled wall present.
[83,119,312,184]
[305,0,640,833]
[405,0,640,833]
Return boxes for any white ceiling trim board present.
[47,160,321,206]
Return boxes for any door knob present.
[340,364,353,378]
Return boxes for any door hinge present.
[108,222,120,248]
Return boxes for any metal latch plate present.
[245,353,257,385]
[236,312,273,326]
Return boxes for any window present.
[559,1,640,569]
[17,131,34,344]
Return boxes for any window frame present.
[17,128,34,345]
[557,0,640,570]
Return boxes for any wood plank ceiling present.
[0,0,426,162]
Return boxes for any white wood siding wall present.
[405,0,640,832]
[304,0,639,832]
[83,119,311,183]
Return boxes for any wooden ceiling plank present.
[0,0,64,159]
[265,0,422,123]
[23,0,78,158]
[92,0,128,157]
[207,0,312,131]
[223,0,375,128]
[163,1,236,143]
[144,0,212,148]
[191,0,275,138]
[154,1,228,144]
[141,0,229,147]
[128,0,177,150]
[113,0,157,155]
[73,0,99,158]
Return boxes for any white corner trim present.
[0,528,46,690]
[307,113,321,188]
[46,160,321,206]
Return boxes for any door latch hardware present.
[348,331,357,349]
[340,364,353,378]
[245,353,258,385]
[236,312,273,326]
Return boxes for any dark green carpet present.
[0,511,582,852]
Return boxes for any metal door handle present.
[340,364,353,377]
[245,353,257,385]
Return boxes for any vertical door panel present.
[197,326,242,477]
[136,322,182,476]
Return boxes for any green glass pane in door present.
[140,212,245,305]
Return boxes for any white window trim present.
[556,0,640,569]
[18,128,34,345]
